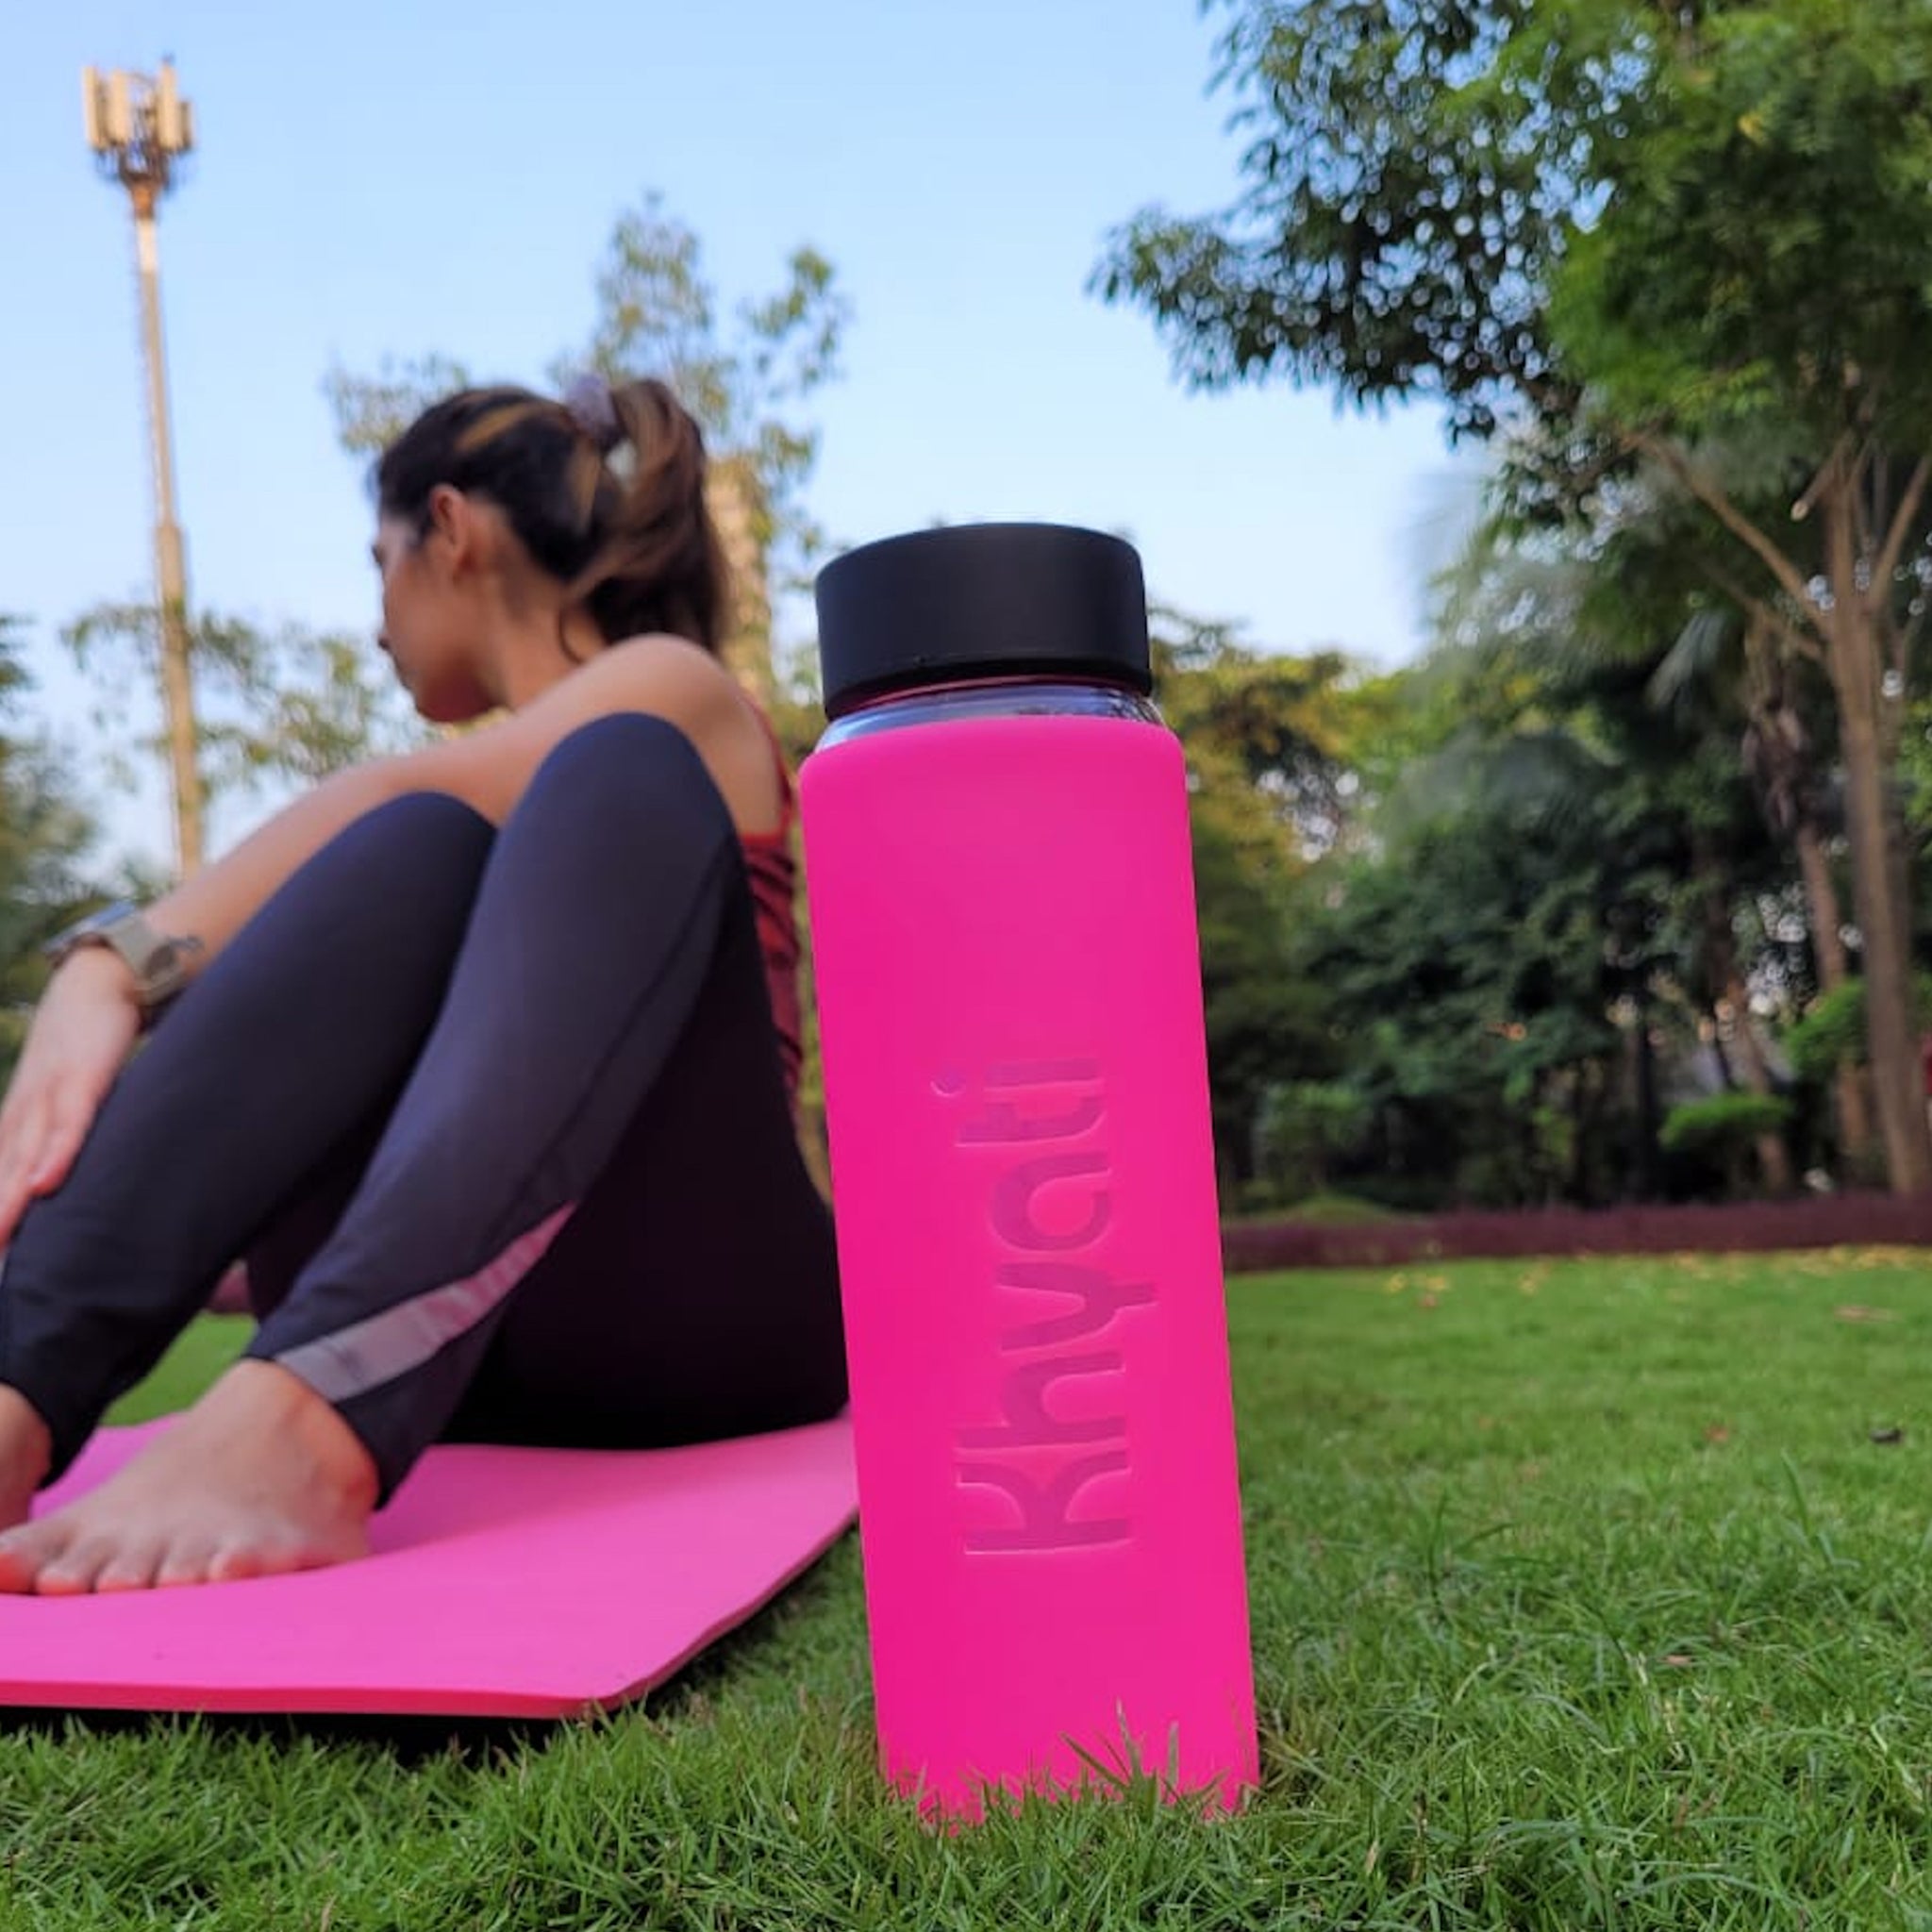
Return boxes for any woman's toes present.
[205,1541,272,1585]
[154,1538,222,1589]
[33,1534,118,1596]
[93,1539,169,1592]
[0,1523,67,1592]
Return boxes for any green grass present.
[105,1315,251,1424]
[9,1247,1932,1928]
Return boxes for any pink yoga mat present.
[0,1417,856,1716]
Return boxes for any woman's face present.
[372,499,491,723]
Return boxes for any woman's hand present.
[0,950,142,1248]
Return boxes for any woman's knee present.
[364,789,497,853]
[240,791,492,950]
[519,713,732,840]
[325,790,497,882]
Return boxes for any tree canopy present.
[1098,0,1932,1191]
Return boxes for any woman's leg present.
[243,856,847,1462]
[247,712,843,1496]
[446,810,846,1457]
[0,791,497,1491]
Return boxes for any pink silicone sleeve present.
[802,712,1257,1816]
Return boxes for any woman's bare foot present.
[0,1385,52,1532]
[0,1360,378,1593]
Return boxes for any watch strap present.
[46,903,202,1013]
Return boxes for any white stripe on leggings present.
[272,1205,574,1406]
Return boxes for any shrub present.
[1659,1091,1792,1156]
[1785,974,1932,1081]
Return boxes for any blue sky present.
[3,0,1466,861]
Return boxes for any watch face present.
[116,920,175,982]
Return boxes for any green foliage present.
[568,193,846,560]
[1382,428,1855,1191]
[191,617,423,789]
[1313,384,1882,1204]
[1787,974,1932,1080]
[1551,0,1932,443]
[320,351,473,458]
[1904,693,1932,842]
[1101,0,1932,451]
[1154,604,1370,867]
[1151,612,1385,1181]
[1092,0,1623,433]
[1658,1089,1792,1157]
[1254,1078,1370,1201]
[1285,576,1790,1208]
[1098,0,1932,1191]
[325,190,849,603]
[60,603,423,827]
[1784,981,1868,1083]
[1257,1188,1399,1225]
[0,619,108,1088]
[1288,789,1632,1207]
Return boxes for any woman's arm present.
[0,754,420,1244]
[135,631,764,991]
[0,634,766,1241]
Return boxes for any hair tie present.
[562,374,624,455]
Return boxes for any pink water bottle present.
[800,524,1257,1817]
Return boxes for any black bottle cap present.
[813,523,1151,720]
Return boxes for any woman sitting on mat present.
[0,376,847,1593]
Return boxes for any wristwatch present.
[43,900,203,1016]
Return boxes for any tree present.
[1289,763,1640,1208]
[1645,560,1877,1174]
[1099,0,1932,1191]
[1437,454,1859,1178]
[1291,705,1713,1210]
[1552,6,1932,1191]
[1302,535,1809,1209]
[325,192,850,703]
[0,620,108,1090]
[60,602,422,850]
[1152,609,1379,1190]
[1440,486,1819,1191]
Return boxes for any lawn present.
[7,1248,1932,1928]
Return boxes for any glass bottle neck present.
[817,677,1162,750]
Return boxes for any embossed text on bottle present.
[948,1060,1154,1554]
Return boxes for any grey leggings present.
[0,714,848,1499]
